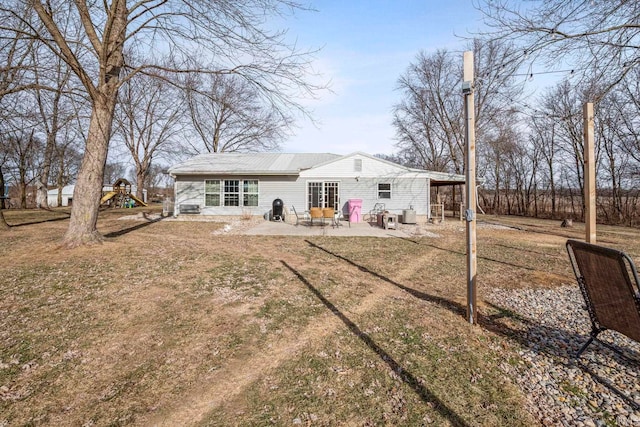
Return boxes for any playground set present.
[100,178,147,208]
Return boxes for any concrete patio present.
[241,219,418,237]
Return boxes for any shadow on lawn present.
[393,236,538,272]
[305,240,640,411]
[103,214,165,238]
[494,243,559,257]
[281,260,470,427]
[8,212,71,227]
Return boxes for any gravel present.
[487,286,640,426]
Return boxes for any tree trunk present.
[36,132,56,209]
[18,181,27,209]
[0,167,7,228]
[56,155,65,207]
[0,210,8,230]
[136,169,146,201]
[0,165,5,210]
[62,95,116,247]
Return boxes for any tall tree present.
[393,39,520,174]
[478,0,640,94]
[4,126,44,209]
[114,73,181,199]
[536,79,602,219]
[183,73,291,154]
[0,147,9,230]
[0,2,38,229]
[2,0,321,247]
[617,67,640,171]
[32,49,74,209]
[529,114,560,217]
[393,49,465,173]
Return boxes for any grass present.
[2,208,640,426]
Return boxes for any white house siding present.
[174,174,304,217]
[303,176,430,217]
[300,153,431,216]
[170,152,459,219]
[303,152,408,179]
[47,185,75,207]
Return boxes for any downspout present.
[170,173,177,217]
[426,178,431,220]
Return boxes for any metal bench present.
[566,239,640,358]
[179,204,201,214]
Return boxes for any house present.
[167,152,465,220]
[47,185,75,207]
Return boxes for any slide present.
[100,191,117,204]
[129,194,148,207]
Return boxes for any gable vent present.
[354,159,362,172]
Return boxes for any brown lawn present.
[1,207,637,426]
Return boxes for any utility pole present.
[463,51,477,324]
[583,102,596,243]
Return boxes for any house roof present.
[168,151,467,185]
[168,152,341,176]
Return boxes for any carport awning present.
[430,179,466,187]
[421,170,467,187]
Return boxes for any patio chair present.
[291,205,310,226]
[332,209,344,228]
[566,239,640,358]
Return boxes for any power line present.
[512,67,589,78]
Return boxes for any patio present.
[241,219,418,237]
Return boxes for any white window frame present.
[224,179,240,206]
[204,179,221,207]
[378,182,392,199]
[243,179,259,207]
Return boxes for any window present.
[243,180,259,206]
[204,180,220,206]
[224,180,240,206]
[378,183,391,199]
[205,179,260,208]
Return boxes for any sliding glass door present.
[308,181,339,210]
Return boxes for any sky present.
[278,1,486,156]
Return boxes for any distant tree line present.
[390,0,640,226]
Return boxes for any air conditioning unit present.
[402,209,416,224]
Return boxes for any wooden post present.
[463,51,477,325]
[583,102,596,243]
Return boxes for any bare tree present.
[529,114,560,217]
[478,112,521,214]
[114,73,182,199]
[477,0,640,94]
[393,49,465,173]
[3,126,44,209]
[0,3,39,228]
[32,49,74,209]
[0,148,9,229]
[533,79,604,219]
[0,3,38,98]
[103,161,127,186]
[183,73,291,154]
[617,67,640,169]
[393,39,521,174]
[2,0,322,247]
